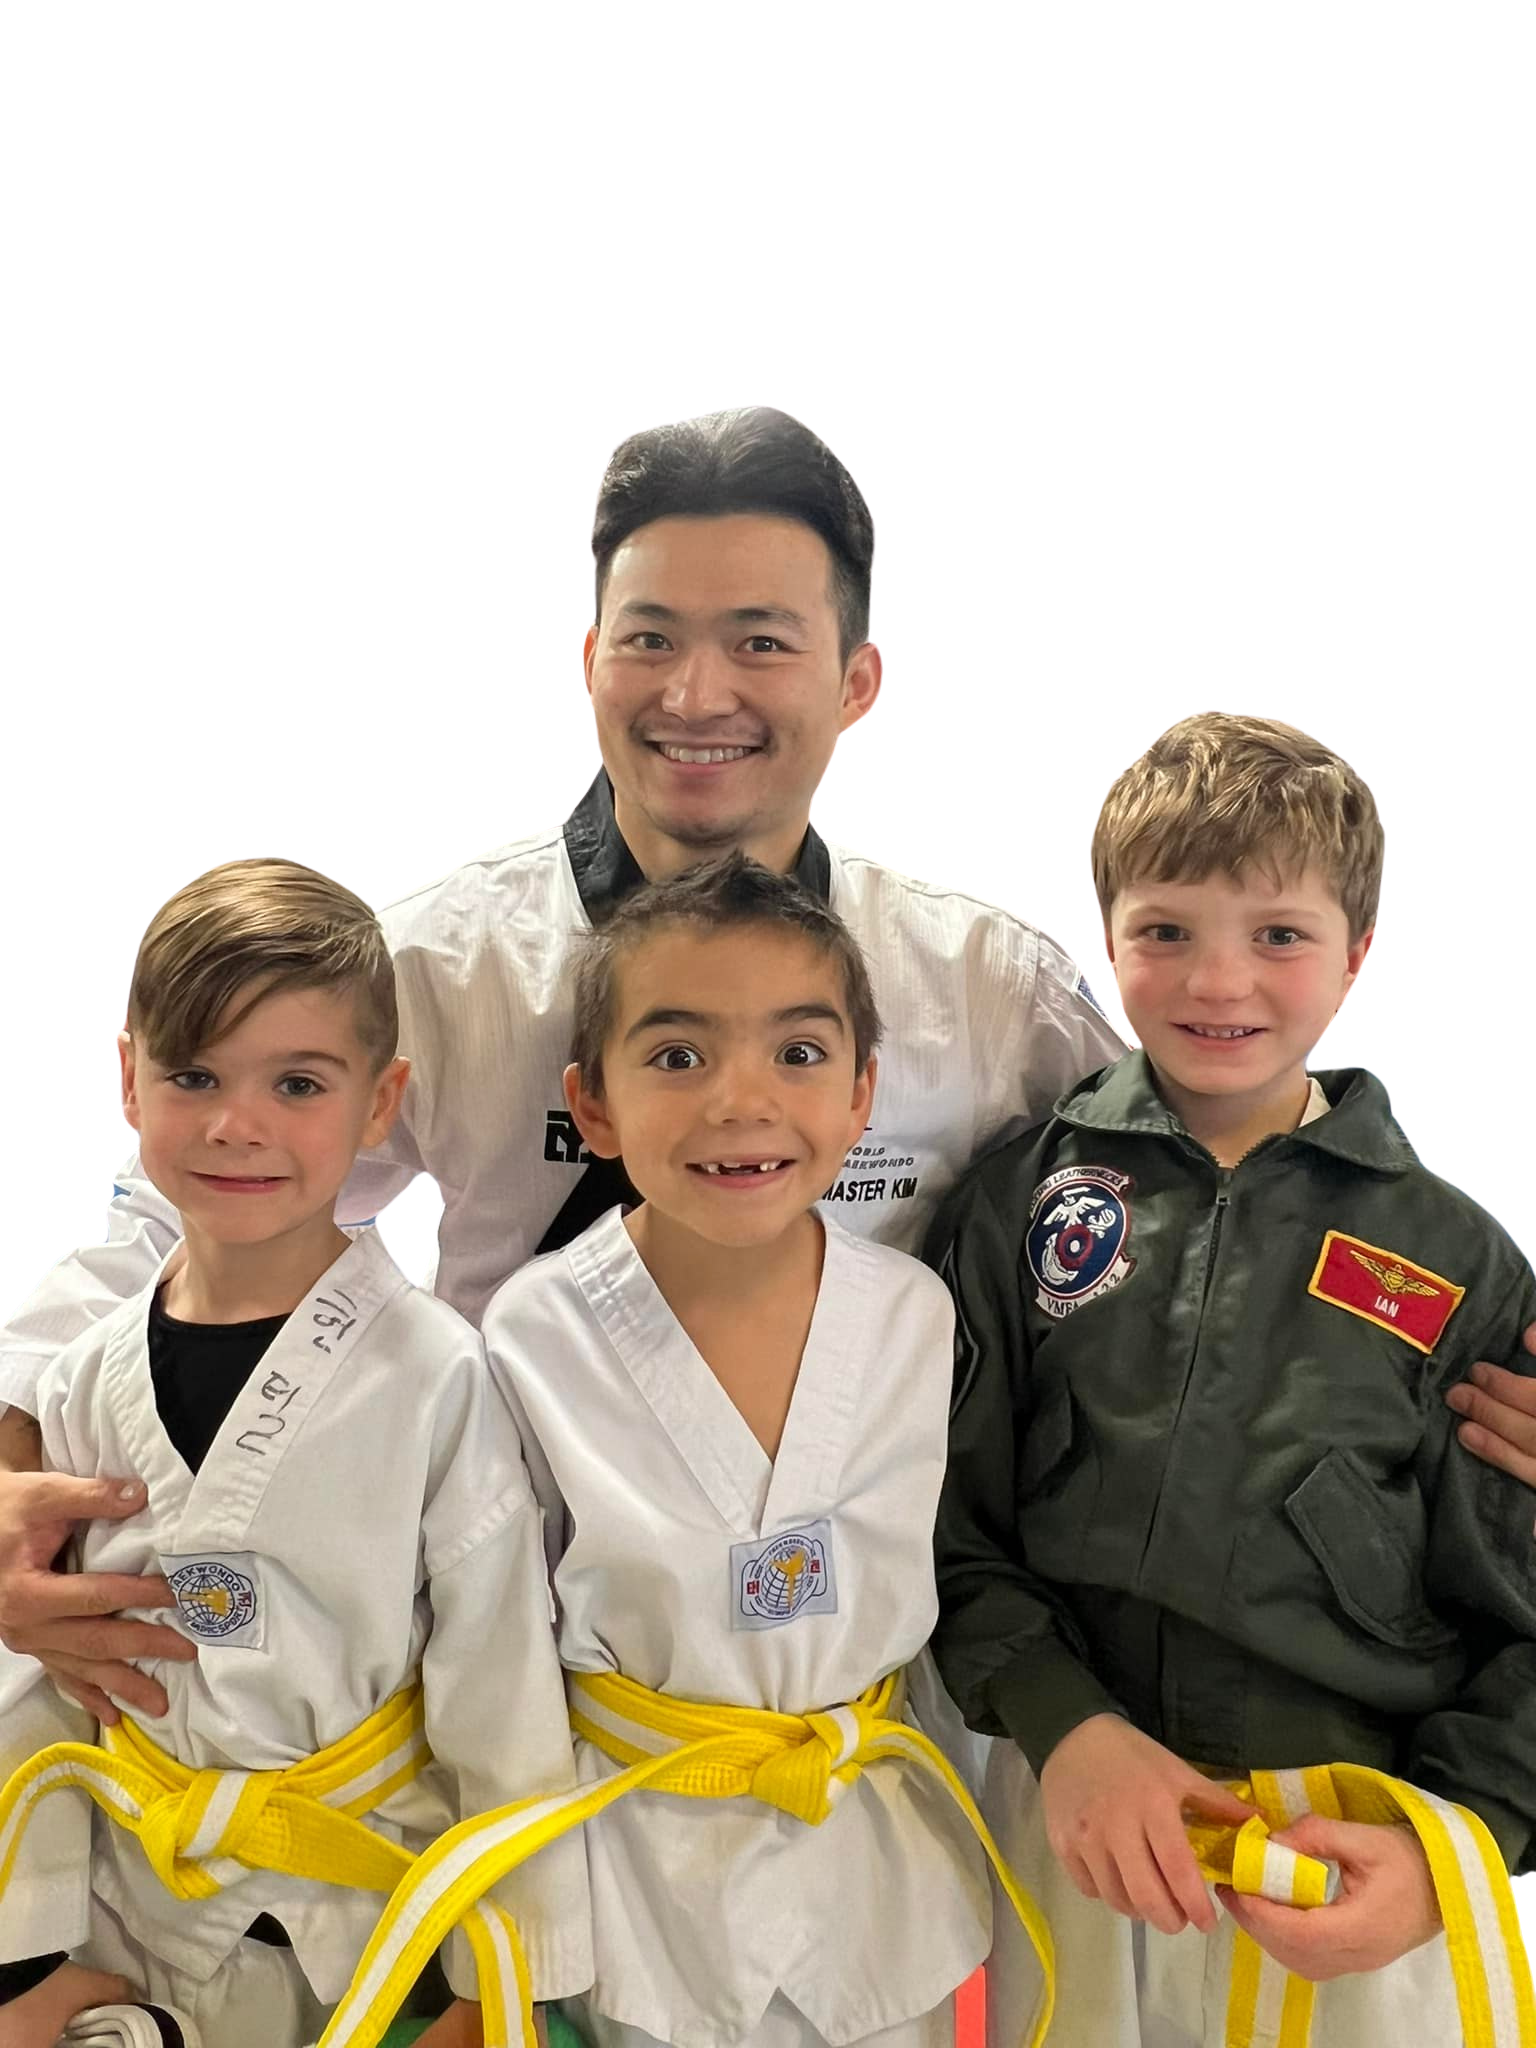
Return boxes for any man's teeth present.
[699,1161,787,1175]
[1187,1026,1258,1039]
[658,744,754,764]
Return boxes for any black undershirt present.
[148,1288,293,1947]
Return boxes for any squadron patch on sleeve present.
[1025,1166,1136,1320]
[160,1551,265,1649]
[1307,1231,1465,1354]
[731,1521,838,1631]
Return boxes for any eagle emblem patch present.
[1025,1166,1136,1320]
[1307,1231,1465,1354]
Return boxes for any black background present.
[6,391,1531,1908]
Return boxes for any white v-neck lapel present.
[103,1231,407,1554]
[568,1209,870,1540]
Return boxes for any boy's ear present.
[361,1056,411,1150]
[1103,922,1117,967]
[563,1061,622,1160]
[847,1054,877,1142]
[1337,926,1375,1007]
[119,1031,142,1132]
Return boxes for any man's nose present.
[659,646,742,722]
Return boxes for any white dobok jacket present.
[484,1209,993,2048]
[0,1231,590,2005]
[0,777,1122,1408]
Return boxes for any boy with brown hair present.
[0,860,587,2048]
[928,715,1536,2045]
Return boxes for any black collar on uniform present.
[561,772,833,924]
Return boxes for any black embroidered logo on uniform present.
[543,1110,592,1165]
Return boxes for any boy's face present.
[1107,865,1371,1119]
[121,984,408,1252]
[565,923,874,1251]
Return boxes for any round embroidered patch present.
[168,1559,259,1640]
[1025,1165,1136,1320]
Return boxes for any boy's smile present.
[565,924,874,1253]
[1107,866,1371,1156]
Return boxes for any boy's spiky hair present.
[570,850,882,1090]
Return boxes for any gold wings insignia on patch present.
[1347,1248,1438,1297]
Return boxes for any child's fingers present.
[1180,1777,1258,1829]
[1147,1803,1218,1933]
[1217,1886,1367,1982]
[1115,1832,1192,1936]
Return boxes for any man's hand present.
[1446,1333,1536,1491]
[1218,1815,1441,1979]
[1039,1713,1256,1937]
[0,1468,195,1724]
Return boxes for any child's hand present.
[413,1999,486,2047]
[1039,1713,1256,1937]
[1217,1816,1442,1980]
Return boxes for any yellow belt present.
[0,1687,535,2048]
[324,1667,1061,2048]
[1182,1762,1536,2047]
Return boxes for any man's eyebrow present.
[613,601,810,632]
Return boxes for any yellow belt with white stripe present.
[323,1667,1060,2048]
[1182,1762,1536,2047]
[0,1687,536,2048]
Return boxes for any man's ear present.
[361,1057,412,1150]
[583,625,599,698]
[563,1061,622,1159]
[837,643,882,733]
[119,1031,142,1133]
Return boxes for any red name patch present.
[1307,1231,1465,1354]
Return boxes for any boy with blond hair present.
[928,715,1536,2045]
[0,860,587,2048]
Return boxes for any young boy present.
[927,714,1536,2046]
[470,853,1050,2048]
[0,860,588,2048]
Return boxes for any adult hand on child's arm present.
[1217,1816,1441,1979]
[1445,1332,1536,1490]
[0,1457,195,1724]
[1040,1712,1256,1938]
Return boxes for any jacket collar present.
[1057,1050,1419,1175]
[561,772,833,922]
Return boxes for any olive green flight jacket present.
[927,1054,1536,1871]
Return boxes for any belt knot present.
[139,1767,283,1897]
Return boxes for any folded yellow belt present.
[1184,1762,1536,2048]
[0,1687,534,2048]
[325,1667,1061,2048]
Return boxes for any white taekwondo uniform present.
[0,1230,590,2035]
[483,1208,993,2048]
[0,777,1123,1409]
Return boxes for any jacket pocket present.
[1284,1448,1458,1653]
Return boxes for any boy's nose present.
[1184,947,1255,1001]
[205,1099,268,1145]
[705,1065,779,1124]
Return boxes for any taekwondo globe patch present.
[160,1551,265,1649]
[1025,1165,1136,1320]
[731,1521,838,1631]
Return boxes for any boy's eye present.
[779,1041,826,1067]
[169,1068,216,1091]
[1145,924,1187,944]
[1260,926,1304,947]
[648,1045,703,1071]
[277,1075,324,1098]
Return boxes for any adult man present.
[3,401,1535,1717]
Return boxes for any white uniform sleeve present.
[975,923,1126,1150]
[419,1369,591,2005]
[1,1100,430,1415]
[0,1644,95,1960]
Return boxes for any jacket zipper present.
[1137,1166,1232,1582]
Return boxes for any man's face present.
[584,513,880,875]
[121,984,407,1256]
[1107,865,1371,1126]
[565,923,874,1253]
